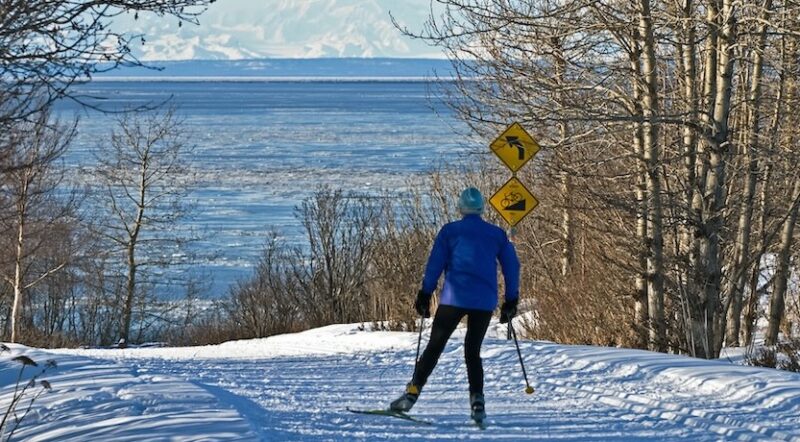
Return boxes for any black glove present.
[499,298,518,324]
[414,290,432,318]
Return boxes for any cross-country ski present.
[346,407,434,426]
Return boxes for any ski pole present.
[415,314,424,367]
[410,313,425,390]
[508,321,535,394]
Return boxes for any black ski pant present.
[411,304,493,395]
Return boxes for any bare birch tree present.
[292,188,383,326]
[91,108,193,345]
[0,111,76,343]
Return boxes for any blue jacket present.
[421,214,520,311]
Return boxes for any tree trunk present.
[553,38,574,278]
[560,173,574,277]
[743,28,787,345]
[630,37,649,350]
[672,0,700,354]
[10,180,29,343]
[725,2,774,346]
[120,242,137,345]
[639,0,666,351]
[120,166,147,345]
[743,163,772,346]
[687,0,720,358]
[678,0,698,252]
[697,0,736,359]
[634,126,649,349]
[766,176,800,345]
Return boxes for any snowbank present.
[0,345,257,441]
[1,321,798,440]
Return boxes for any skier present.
[390,186,521,423]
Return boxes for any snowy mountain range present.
[114,0,444,60]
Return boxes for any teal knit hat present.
[458,187,484,215]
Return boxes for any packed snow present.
[2,320,799,441]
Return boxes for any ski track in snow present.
[0,346,257,441]
[5,322,799,441]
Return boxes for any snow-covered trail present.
[0,346,257,441]
[49,323,800,441]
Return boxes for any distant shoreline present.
[89,76,459,83]
[90,58,461,82]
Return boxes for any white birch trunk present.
[700,0,736,359]
[630,35,649,350]
[688,0,720,358]
[637,0,666,351]
[725,2,773,346]
[766,179,800,345]
[10,179,29,344]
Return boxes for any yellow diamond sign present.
[490,122,540,173]
[490,177,539,227]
